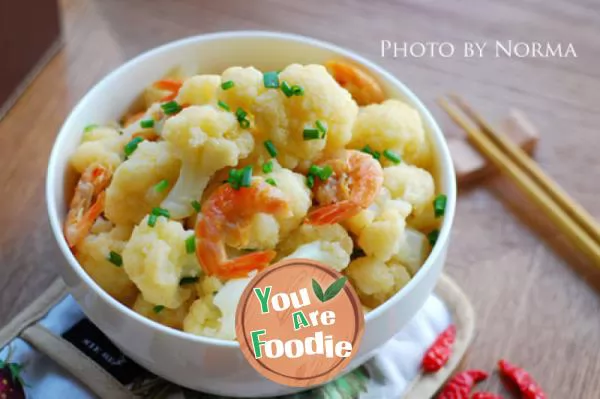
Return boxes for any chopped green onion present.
[306,175,315,188]
[263,71,280,88]
[124,137,144,157]
[239,119,250,129]
[107,251,123,267]
[84,124,98,132]
[140,119,155,129]
[185,235,196,254]
[217,100,230,111]
[154,179,169,193]
[427,229,440,247]
[179,276,199,286]
[228,168,242,189]
[319,165,334,181]
[235,107,247,121]
[281,81,293,97]
[153,305,165,314]
[148,214,158,227]
[161,101,182,115]
[315,120,327,137]
[433,194,447,218]
[303,128,321,140]
[308,165,322,176]
[221,80,235,90]
[240,166,253,188]
[191,200,201,213]
[383,149,402,164]
[264,140,277,157]
[151,207,170,218]
[361,144,380,160]
[262,160,273,174]
[291,85,304,96]
[266,178,277,186]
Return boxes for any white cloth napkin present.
[0,294,451,398]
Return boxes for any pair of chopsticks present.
[439,95,600,266]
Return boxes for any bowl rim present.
[46,30,456,349]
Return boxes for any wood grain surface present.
[0,0,598,397]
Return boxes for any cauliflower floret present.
[196,275,223,297]
[123,216,200,309]
[132,295,194,330]
[160,105,255,219]
[346,257,411,307]
[184,277,251,340]
[358,201,407,262]
[75,224,137,306]
[176,75,221,106]
[383,164,437,230]
[70,126,124,173]
[105,141,180,226]
[278,224,353,271]
[217,67,265,111]
[349,99,431,168]
[253,64,358,168]
[344,187,411,236]
[393,227,431,276]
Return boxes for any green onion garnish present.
[140,119,155,129]
[239,119,250,129]
[154,179,169,193]
[235,107,247,121]
[383,149,402,164]
[264,140,277,157]
[124,137,144,157]
[361,144,381,160]
[427,229,440,247]
[185,235,196,254]
[217,100,230,111]
[433,194,447,218]
[161,101,182,115]
[179,276,199,286]
[315,120,327,137]
[303,128,321,140]
[221,80,235,90]
[319,165,333,181]
[191,200,201,213]
[153,305,165,314]
[228,168,242,189]
[107,251,123,267]
[291,85,304,96]
[263,71,280,88]
[148,214,158,227]
[281,81,293,97]
[307,175,315,188]
[84,124,98,132]
[262,160,273,174]
[151,207,170,218]
[266,178,277,186]
[308,165,322,176]
[240,166,253,188]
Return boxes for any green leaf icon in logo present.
[312,277,348,303]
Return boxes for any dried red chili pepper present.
[472,392,504,399]
[498,359,546,399]
[423,325,457,372]
[437,369,488,399]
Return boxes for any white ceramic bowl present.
[46,31,456,397]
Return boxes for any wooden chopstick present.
[438,97,600,265]
[449,94,600,245]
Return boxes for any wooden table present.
[1,0,599,397]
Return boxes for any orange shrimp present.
[153,78,183,102]
[195,180,291,279]
[326,60,386,106]
[307,150,383,225]
[64,164,112,248]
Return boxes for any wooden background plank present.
[0,0,599,396]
